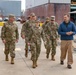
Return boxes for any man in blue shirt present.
[58,14,76,69]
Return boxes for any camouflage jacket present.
[28,25,45,43]
[21,20,36,41]
[1,21,19,41]
[45,22,59,39]
[42,22,50,36]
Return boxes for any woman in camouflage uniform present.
[29,20,45,68]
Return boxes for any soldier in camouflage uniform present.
[1,14,19,64]
[21,13,36,58]
[45,16,59,61]
[28,20,45,68]
[42,17,52,59]
[21,15,32,57]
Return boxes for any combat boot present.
[25,50,28,57]
[46,54,49,59]
[5,55,9,61]
[51,55,55,61]
[35,60,38,67]
[11,57,14,64]
[32,60,36,68]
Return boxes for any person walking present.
[42,17,52,59]
[21,13,36,58]
[58,14,76,69]
[45,16,59,60]
[28,20,45,68]
[1,14,19,64]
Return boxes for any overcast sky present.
[21,0,26,10]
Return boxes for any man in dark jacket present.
[58,14,76,69]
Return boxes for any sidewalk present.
[0,39,76,75]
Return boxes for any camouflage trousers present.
[50,39,57,56]
[25,41,28,52]
[4,41,15,58]
[25,37,29,49]
[30,40,41,61]
[25,38,29,55]
[44,37,52,54]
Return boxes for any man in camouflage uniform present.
[42,17,52,59]
[1,14,19,64]
[45,16,59,61]
[28,20,45,68]
[21,13,36,58]
[21,15,32,57]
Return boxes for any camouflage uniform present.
[46,22,58,55]
[42,17,52,57]
[21,20,36,57]
[45,16,59,60]
[50,22,58,56]
[28,21,45,68]
[1,21,19,58]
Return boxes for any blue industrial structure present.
[0,0,21,18]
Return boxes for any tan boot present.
[11,57,14,64]
[46,54,49,59]
[51,55,55,61]
[5,55,9,61]
[32,60,36,68]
